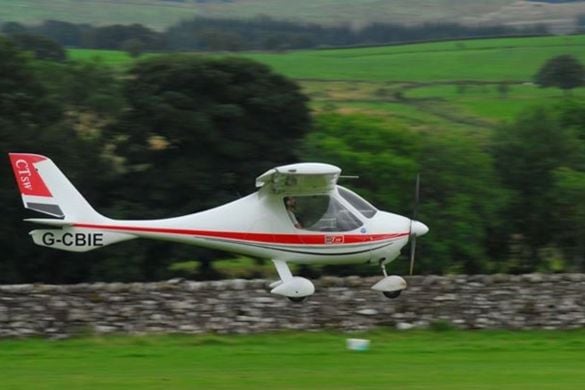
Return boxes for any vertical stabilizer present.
[9,153,105,222]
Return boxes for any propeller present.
[409,174,421,276]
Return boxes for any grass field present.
[247,35,585,128]
[244,35,585,82]
[69,35,585,81]
[2,330,585,389]
[68,34,585,130]
[404,83,585,121]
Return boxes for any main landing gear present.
[269,259,406,302]
[269,260,315,302]
[371,259,407,299]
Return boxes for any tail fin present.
[9,153,104,222]
[9,153,136,252]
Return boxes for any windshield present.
[337,186,378,218]
[284,195,363,232]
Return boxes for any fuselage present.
[73,186,412,266]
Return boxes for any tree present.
[102,55,310,279]
[492,106,585,271]
[417,131,508,274]
[83,24,166,51]
[302,114,507,274]
[1,22,27,35]
[0,38,112,284]
[534,54,585,95]
[5,33,66,61]
[550,101,585,270]
[497,82,510,99]
[34,20,85,47]
[552,168,585,271]
[33,59,124,117]
[0,39,60,126]
[121,38,146,58]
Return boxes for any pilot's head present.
[285,196,296,209]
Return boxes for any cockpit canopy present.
[337,186,378,218]
[283,186,379,232]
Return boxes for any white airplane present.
[9,153,428,302]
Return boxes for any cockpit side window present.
[337,186,378,218]
[283,195,363,232]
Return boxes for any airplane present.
[8,153,428,302]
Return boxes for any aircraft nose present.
[411,220,429,237]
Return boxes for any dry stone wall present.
[1,274,585,338]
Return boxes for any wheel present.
[383,290,402,299]
[288,296,307,303]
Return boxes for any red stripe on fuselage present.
[73,223,409,245]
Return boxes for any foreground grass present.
[2,330,585,389]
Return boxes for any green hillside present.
[244,35,585,82]
[69,34,585,130]
[245,35,585,129]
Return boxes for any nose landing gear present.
[372,259,406,299]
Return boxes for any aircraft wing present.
[255,163,341,195]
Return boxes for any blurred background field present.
[2,330,585,389]
[0,0,200,31]
[69,35,585,80]
[244,35,585,81]
[68,34,585,132]
[4,0,585,34]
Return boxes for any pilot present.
[284,196,302,229]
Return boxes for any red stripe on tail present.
[8,153,52,197]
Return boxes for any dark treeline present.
[1,16,548,54]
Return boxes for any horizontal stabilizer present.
[24,218,75,226]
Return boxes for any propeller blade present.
[409,235,416,275]
[413,173,420,221]
[409,174,421,276]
